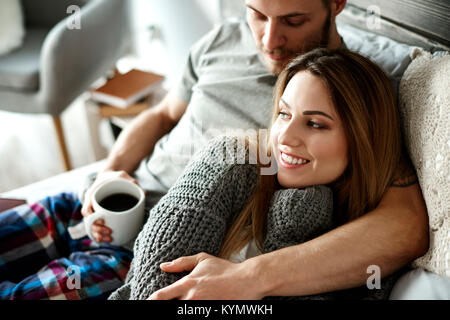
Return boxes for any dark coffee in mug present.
[98,193,139,212]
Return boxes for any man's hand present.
[81,170,140,243]
[147,253,264,300]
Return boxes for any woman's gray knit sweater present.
[108,136,399,300]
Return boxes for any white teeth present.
[281,152,308,165]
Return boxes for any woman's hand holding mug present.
[81,171,141,244]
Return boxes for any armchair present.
[0,0,131,171]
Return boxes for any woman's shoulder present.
[196,134,257,166]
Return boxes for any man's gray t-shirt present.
[137,22,277,191]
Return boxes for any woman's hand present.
[147,253,264,300]
[81,170,140,243]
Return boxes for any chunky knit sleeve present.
[260,186,337,300]
[261,187,401,301]
[109,135,259,300]
[263,185,334,253]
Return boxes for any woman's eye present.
[308,121,324,129]
[278,112,290,119]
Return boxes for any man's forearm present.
[102,104,176,174]
[248,183,429,297]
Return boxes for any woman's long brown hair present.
[219,49,402,259]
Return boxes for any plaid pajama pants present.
[0,192,133,300]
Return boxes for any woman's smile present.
[279,151,310,168]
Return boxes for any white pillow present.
[0,0,25,56]
[398,49,450,278]
[390,268,450,300]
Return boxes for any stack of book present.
[90,69,165,109]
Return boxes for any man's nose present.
[262,20,286,51]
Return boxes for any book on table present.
[90,69,164,108]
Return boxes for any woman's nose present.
[262,20,286,51]
[278,122,303,147]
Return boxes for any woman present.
[109,48,402,300]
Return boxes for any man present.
[92,0,428,299]
[0,0,428,300]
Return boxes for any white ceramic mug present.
[84,178,145,246]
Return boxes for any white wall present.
[128,0,222,86]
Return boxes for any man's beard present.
[318,10,332,48]
[261,10,332,74]
[299,9,332,54]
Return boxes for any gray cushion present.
[0,28,48,91]
[337,23,418,96]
